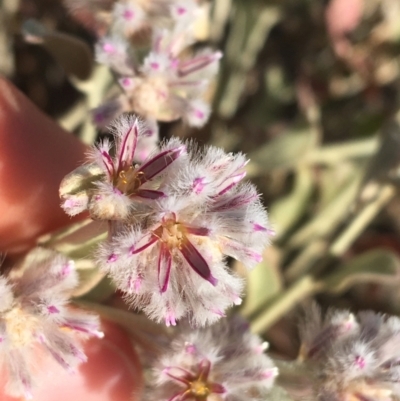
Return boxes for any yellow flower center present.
[160,219,186,250]
[189,380,211,399]
[115,167,145,195]
[5,306,38,347]
[131,77,180,121]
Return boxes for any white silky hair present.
[0,251,101,399]
[146,319,278,401]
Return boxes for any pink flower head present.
[60,116,185,221]
[296,306,400,401]
[94,25,222,127]
[0,250,102,399]
[128,29,221,126]
[144,318,278,401]
[91,97,125,129]
[96,142,271,325]
[95,35,133,75]
[170,0,199,24]
[98,197,244,326]
[113,1,146,36]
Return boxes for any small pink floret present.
[128,275,142,292]
[208,275,218,286]
[134,278,142,292]
[47,305,59,314]
[255,345,264,354]
[93,112,105,124]
[355,355,366,369]
[170,59,179,69]
[253,223,268,232]
[123,9,135,20]
[194,109,205,119]
[176,6,187,15]
[254,253,263,263]
[107,254,118,263]
[262,369,276,379]
[150,62,160,70]
[139,150,148,160]
[165,313,177,327]
[61,262,72,276]
[212,308,225,317]
[344,320,355,332]
[64,199,79,209]
[185,344,197,354]
[102,43,115,54]
[192,177,205,194]
[121,77,132,87]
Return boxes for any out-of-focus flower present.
[63,0,115,36]
[94,22,221,128]
[96,137,271,326]
[0,250,102,399]
[64,0,199,37]
[144,318,278,401]
[296,305,400,401]
[95,35,134,76]
[59,116,185,220]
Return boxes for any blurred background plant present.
[3,0,400,367]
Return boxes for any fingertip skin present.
[0,321,143,401]
[0,78,88,254]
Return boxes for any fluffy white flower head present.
[145,318,278,401]
[60,116,185,221]
[297,305,400,401]
[97,138,272,326]
[0,250,102,399]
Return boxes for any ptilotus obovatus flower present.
[94,23,221,128]
[65,0,199,38]
[111,0,200,37]
[144,318,278,401]
[60,116,185,220]
[97,138,271,326]
[291,305,400,401]
[0,250,102,399]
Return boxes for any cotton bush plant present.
[5,0,400,400]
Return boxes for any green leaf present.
[250,249,400,334]
[75,273,116,302]
[321,249,400,294]
[250,275,319,334]
[287,164,362,249]
[239,246,283,318]
[306,137,378,165]
[247,123,319,174]
[216,2,280,118]
[38,219,107,259]
[269,167,314,239]
[72,258,112,300]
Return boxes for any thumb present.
[0,77,87,255]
